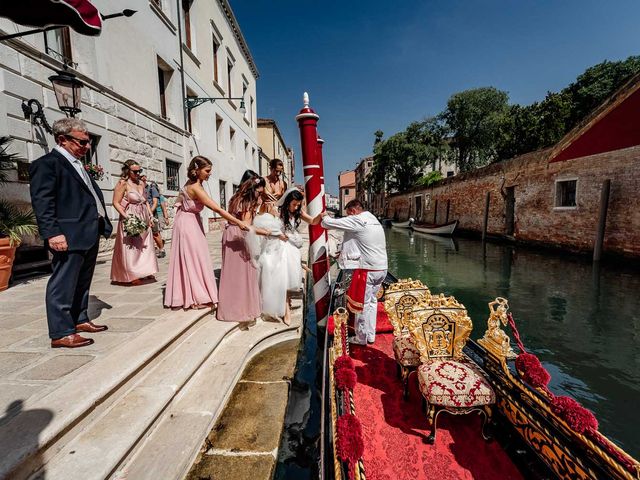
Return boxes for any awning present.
[0,0,102,36]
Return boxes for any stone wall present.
[386,146,640,258]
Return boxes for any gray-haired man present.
[29,118,113,348]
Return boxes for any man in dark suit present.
[30,118,113,348]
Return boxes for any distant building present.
[257,118,294,183]
[355,156,373,206]
[325,193,339,212]
[338,170,356,215]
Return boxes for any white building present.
[325,193,339,212]
[0,0,259,255]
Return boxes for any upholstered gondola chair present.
[383,279,430,399]
[407,307,496,444]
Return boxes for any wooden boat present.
[411,219,458,236]
[391,218,413,228]
[321,272,640,480]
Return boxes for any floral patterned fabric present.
[418,358,496,408]
[392,334,421,367]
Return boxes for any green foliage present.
[0,136,19,185]
[416,170,444,187]
[442,87,510,172]
[0,200,38,246]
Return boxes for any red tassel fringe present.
[336,413,365,464]
[515,352,551,389]
[335,367,358,391]
[334,355,355,372]
[551,396,598,434]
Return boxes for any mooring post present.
[433,199,438,224]
[482,192,490,241]
[593,179,611,262]
[445,199,450,224]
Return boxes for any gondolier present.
[321,199,387,345]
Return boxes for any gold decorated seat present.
[407,307,495,444]
[383,279,431,397]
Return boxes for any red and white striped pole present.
[296,92,331,326]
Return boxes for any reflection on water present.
[387,228,640,459]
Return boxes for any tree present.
[442,87,510,171]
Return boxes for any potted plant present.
[0,136,39,291]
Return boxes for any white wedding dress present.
[248,212,287,318]
[283,219,303,292]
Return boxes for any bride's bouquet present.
[123,214,148,237]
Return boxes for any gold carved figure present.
[478,297,516,360]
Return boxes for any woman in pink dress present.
[111,160,158,284]
[164,156,249,310]
[217,176,273,323]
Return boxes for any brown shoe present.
[76,321,108,333]
[51,334,94,348]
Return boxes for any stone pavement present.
[0,231,224,418]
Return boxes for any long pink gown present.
[110,189,158,283]
[164,190,218,308]
[216,211,261,322]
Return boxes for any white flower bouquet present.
[123,214,148,237]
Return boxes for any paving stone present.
[0,314,41,330]
[0,352,42,375]
[206,381,289,452]
[185,453,274,480]
[241,339,298,383]
[0,330,35,348]
[18,355,95,381]
[136,304,170,318]
[0,383,46,414]
[14,318,48,331]
[100,317,155,333]
[13,332,129,353]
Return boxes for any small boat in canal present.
[391,218,414,228]
[412,219,458,236]
[321,271,640,480]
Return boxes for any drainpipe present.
[176,0,188,131]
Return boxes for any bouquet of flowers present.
[84,163,105,181]
[123,214,148,237]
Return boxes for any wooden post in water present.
[433,199,438,224]
[593,179,611,262]
[482,192,490,241]
[445,199,450,224]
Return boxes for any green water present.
[386,227,640,459]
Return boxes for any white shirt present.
[322,211,387,270]
[54,145,106,218]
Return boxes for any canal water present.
[386,227,640,459]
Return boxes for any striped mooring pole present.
[296,92,331,326]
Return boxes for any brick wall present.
[386,146,640,258]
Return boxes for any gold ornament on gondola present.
[478,297,517,360]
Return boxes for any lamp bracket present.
[22,99,53,134]
[185,96,245,111]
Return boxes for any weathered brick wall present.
[386,146,640,258]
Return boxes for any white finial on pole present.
[303,92,309,108]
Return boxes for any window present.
[212,35,220,83]
[17,161,30,182]
[555,179,577,208]
[181,0,193,50]
[367,161,372,167]
[229,127,235,156]
[249,97,254,127]
[232,183,239,194]
[157,62,173,119]
[44,27,72,63]
[215,115,223,151]
[344,189,350,195]
[166,160,181,191]
[447,171,454,177]
[244,140,250,164]
[81,134,100,166]
[219,180,227,209]
[242,81,248,120]
[227,60,233,98]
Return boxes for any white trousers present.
[354,270,387,344]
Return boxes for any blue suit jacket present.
[29,149,113,251]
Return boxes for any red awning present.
[0,0,102,36]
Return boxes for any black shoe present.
[156,250,166,258]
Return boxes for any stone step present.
[28,315,237,480]
[112,318,301,480]
[0,309,210,480]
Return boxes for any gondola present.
[411,219,458,236]
[321,270,640,480]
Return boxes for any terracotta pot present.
[0,237,17,292]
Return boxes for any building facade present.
[325,193,339,212]
[338,170,355,216]
[0,0,259,257]
[257,118,294,183]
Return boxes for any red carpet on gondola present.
[349,333,524,480]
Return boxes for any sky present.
[231,0,640,195]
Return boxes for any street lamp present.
[185,96,246,114]
[23,68,84,133]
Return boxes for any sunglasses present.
[64,134,92,147]
[131,169,144,175]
